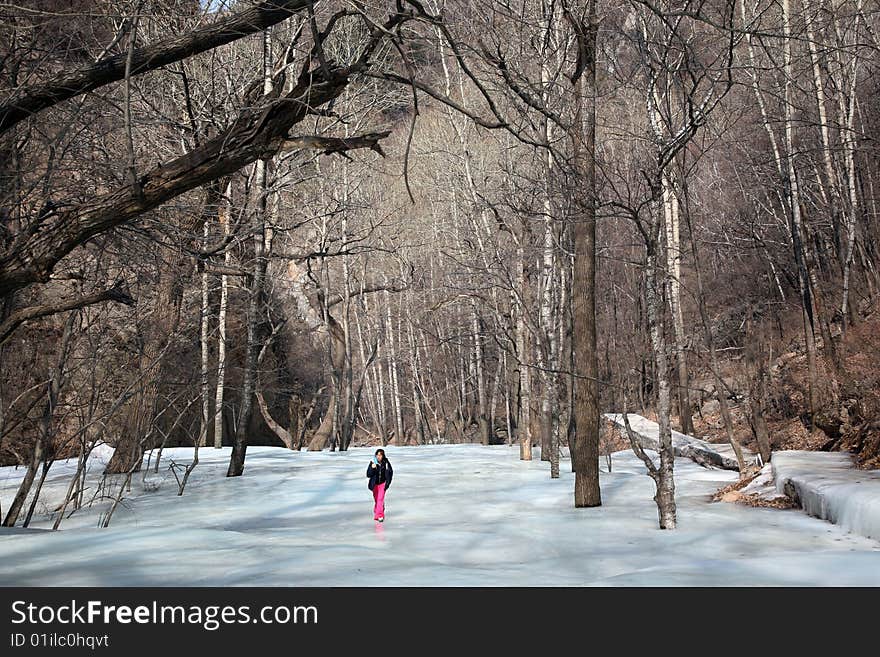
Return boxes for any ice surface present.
[772,451,880,541]
[1,444,878,586]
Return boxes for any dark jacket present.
[366,459,393,491]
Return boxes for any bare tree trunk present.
[663,170,692,436]
[228,29,272,476]
[23,458,53,528]
[199,219,211,447]
[213,180,232,448]
[308,316,344,451]
[52,443,92,530]
[472,306,490,445]
[516,246,532,460]
[503,351,514,445]
[540,187,561,475]
[488,343,501,446]
[839,41,861,339]
[569,3,601,507]
[386,294,404,445]
[255,328,295,450]
[337,179,356,450]
[375,325,389,441]
[354,290,379,437]
[288,395,301,449]
[538,0,560,471]
[747,341,773,465]
[645,239,676,528]
[408,321,427,445]
[297,387,322,450]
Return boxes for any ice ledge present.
[771,451,880,541]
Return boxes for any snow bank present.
[604,413,752,471]
[772,451,880,541]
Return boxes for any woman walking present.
[366,448,393,522]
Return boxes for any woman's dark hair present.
[375,448,386,458]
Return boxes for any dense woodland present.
[0,0,878,530]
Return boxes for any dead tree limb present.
[0,284,135,346]
[0,65,358,298]
[0,0,316,133]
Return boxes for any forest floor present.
[1,444,879,586]
[685,305,880,469]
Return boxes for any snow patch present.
[604,413,752,471]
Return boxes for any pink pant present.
[372,483,386,520]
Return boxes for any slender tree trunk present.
[645,240,676,528]
[409,322,430,445]
[663,170,692,436]
[386,295,404,445]
[503,351,514,445]
[540,183,560,475]
[213,180,232,448]
[839,50,860,339]
[472,307,490,445]
[375,313,388,441]
[228,30,272,476]
[23,459,52,528]
[516,247,532,460]
[199,220,211,447]
[748,347,773,464]
[354,290,378,437]
[252,328,295,450]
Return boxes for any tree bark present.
[516,249,532,460]
[663,170,693,436]
[645,240,677,528]
[213,181,232,448]
[199,219,211,448]
[569,1,601,507]
[386,294,405,445]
